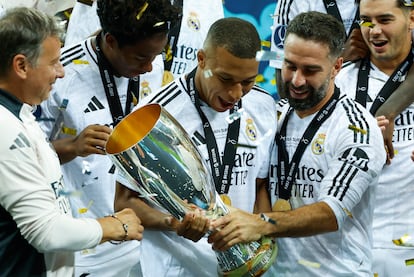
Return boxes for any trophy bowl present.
[105,103,277,276]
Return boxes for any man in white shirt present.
[209,11,386,277]
[0,7,142,276]
[336,1,414,275]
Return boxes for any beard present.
[283,77,329,111]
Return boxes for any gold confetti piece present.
[153,21,165,28]
[359,20,376,28]
[348,124,367,134]
[298,259,321,268]
[78,200,94,214]
[343,208,354,219]
[81,248,96,255]
[136,2,149,20]
[255,74,265,83]
[406,259,414,266]
[392,234,414,247]
[72,59,89,65]
[61,126,77,136]
[261,40,271,48]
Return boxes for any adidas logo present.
[84,96,105,113]
[9,132,31,150]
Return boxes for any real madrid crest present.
[140,80,152,99]
[311,133,326,155]
[245,118,257,141]
[187,12,201,31]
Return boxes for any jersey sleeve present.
[0,148,102,253]
[318,100,386,229]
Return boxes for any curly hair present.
[97,0,182,48]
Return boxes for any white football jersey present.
[336,61,414,250]
[270,0,358,69]
[266,95,386,276]
[0,89,101,276]
[38,37,142,275]
[119,74,278,276]
[64,0,224,80]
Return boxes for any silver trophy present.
[105,103,277,276]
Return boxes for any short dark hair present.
[356,0,412,8]
[203,17,261,59]
[285,11,346,59]
[0,7,63,77]
[97,0,181,48]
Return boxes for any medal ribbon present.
[95,32,139,126]
[163,0,183,72]
[276,87,340,199]
[355,47,413,115]
[185,68,241,194]
[322,0,360,38]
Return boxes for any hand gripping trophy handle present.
[105,103,277,276]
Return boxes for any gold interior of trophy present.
[106,104,161,154]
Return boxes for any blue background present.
[223,0,277,98]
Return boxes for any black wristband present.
[260,213,277,225]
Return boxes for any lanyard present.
[163,0,183,72]
[276,87,340,199]
[322,0,360,38]
[185,69,241,194]
[95,32,139,126]
[355,48,413,115]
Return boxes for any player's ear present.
[13,54,29,79]
[197,49,206,69]
[332,57,343,77]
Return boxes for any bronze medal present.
[272,199,291,211]
[220,194,232,206]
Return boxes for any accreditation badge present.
[272,199,291,211]
[220,194,232,206]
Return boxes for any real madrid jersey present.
[64,0,224,80]
[37,37,141,269]
[267,95,385,276]
[166,0,224,78]
[0,89,102,276]
[336,61,414,250]
[270,0,358,69]
[118,74,277,277]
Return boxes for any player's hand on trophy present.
[98,208,144,243]
[208,208,264,251]
[376,115,394,164]
[74,124,112,157]
[167,209,210,242]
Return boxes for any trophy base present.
[219,237,278,277]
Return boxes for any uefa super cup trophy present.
[105,103,277,276]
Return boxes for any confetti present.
[348,124,367,134]
[78,200,94,214]
[298,259,321,268]
[226,108,244,124]
[392,234,414,247]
